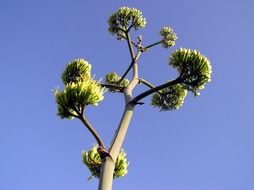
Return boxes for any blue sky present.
[1,0,254,190]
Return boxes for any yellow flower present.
[169,48,212,95]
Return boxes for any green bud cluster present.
[113,149,129,178]
[169,48,212,96]
[151,84,187,111]
[61,59,91,85]
[82,145,129,179]
[105,72,129,92]
[82,146,102,178]
[55,59,105,119]
[108,7,146,40]
[160,27,177,48]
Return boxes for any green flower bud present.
[105,72,129,92]
[160,27,177,48]
[82,145,102,178]
[61,59,91,85]
[114,149,129,178]
[54,87,77,119]
[151,83,187,111]
[169,48,212,96]
[55,80,105,119]
[82,145,129,179]
[108,7,146,40]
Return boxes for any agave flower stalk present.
[54,6,212,190]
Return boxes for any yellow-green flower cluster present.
[55,59,105,119]
[169,48,212,96]
[114,149,129,178]
[108,7,146,40]
[82,146,102,178]
[61,59,91,85]
[151,84,187,111]
[160,27,177,48]
[105,72,129,92]
[82,145,129,179]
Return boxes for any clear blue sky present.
[1,0,254,190]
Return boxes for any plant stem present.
[131,77,181,104]
[98,92,135,190]
[126,32,135,59]
[144,40,163,50]
[98,157,115,190]
[109,102,134,158]
[139,78,155,89]
[78,114,106,149]
[118,33,138,47]
[98,31,139,190]
[118,51,141,84]
[100,83,124,92]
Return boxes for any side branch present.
[139,78,155,89]
[78,113,106,149]
[100,83,124,92]
[118,33,139,48]
[118,51,142,84]
[126,32,135,59]
[144,40,163,51]
[131,77,182,104]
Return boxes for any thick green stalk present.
[98,157,115,190]
[98,30,138,190]
[98,101,134,190]
[109,102,134,159]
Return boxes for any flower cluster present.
[169,48,212,96]
[105,72,129,92]
[108,7,146,40]
[160,27,177,48]
[82,145,129,179]
[55,59,105,119]
[151,83,187,111]
[82,146,101,178]
[61,59,91,85]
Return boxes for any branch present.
[131,77,182,104]
[126,32,135,59]
[118,33,139,48]
[77,113,106,149]
[138,78,165,96]
[127,51,141,91]
[100,83,124,92]
[118,51,142,84]
[144,40,163,51]
[117,27,126,33]
[127,23,134,33]
[139,78,155,89]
